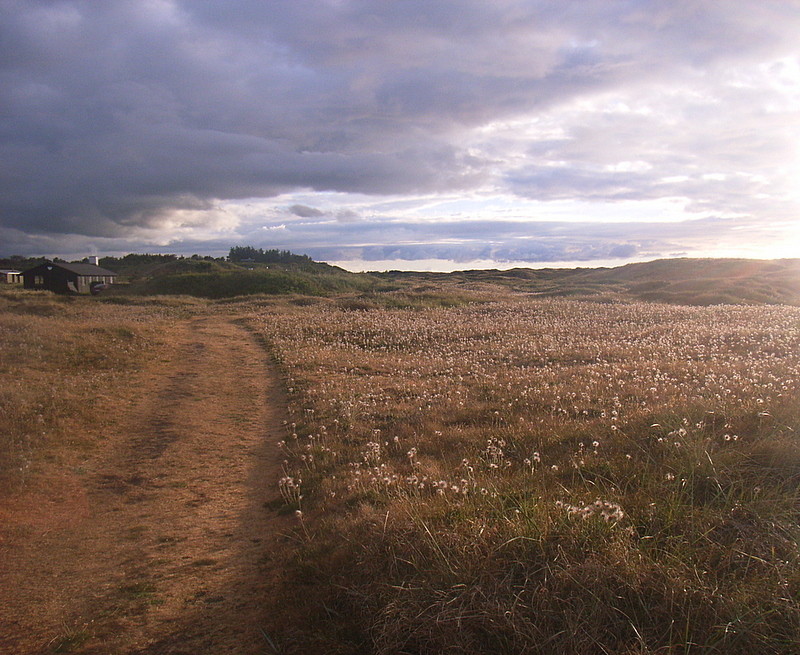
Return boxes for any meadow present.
[0,288,197,489]
[4,274,800,654]
[259,295,800,654]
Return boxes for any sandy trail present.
[0,315,288,654]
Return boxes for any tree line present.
[227,246,313,264]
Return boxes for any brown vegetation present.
[259,296,800,653]
[5,263,800,653]
[0,289,182,488]
[0,289,288,654]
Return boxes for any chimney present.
[89,255,99,265]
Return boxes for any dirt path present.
[0,315,289,654]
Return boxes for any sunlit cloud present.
[1,1,799,268]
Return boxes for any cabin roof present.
[25,261,117,276]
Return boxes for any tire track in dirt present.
[0,315,289,654]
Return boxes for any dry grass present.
[6,284,800,652]
[257,296,800,654]
[0,288,198,489]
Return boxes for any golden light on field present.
[256,294,800,652]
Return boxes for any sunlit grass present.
[0,288,188,488]
[259,297,800,654]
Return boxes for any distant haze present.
[2,1,799,269]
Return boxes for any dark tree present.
[228,246,313,264]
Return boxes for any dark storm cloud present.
[1,0,798,256]
[0,0,491,237]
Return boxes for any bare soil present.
[0,314,289,654]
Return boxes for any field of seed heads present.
[260,297,800,653]
[262,299,800,499]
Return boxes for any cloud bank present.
[1,1,799,266]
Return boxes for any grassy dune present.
[105,255,382,299]
[381,258,800,306]
[136,267,378,298]
[259,297,800,653]
[83,255,800,305]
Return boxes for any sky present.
[2,0,800,271]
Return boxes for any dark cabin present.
[22,261,117,294]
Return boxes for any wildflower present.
[555,498,624,523]
[363,441,381,465]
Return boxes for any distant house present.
[22,261,117,294]
[0,269,22,284]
